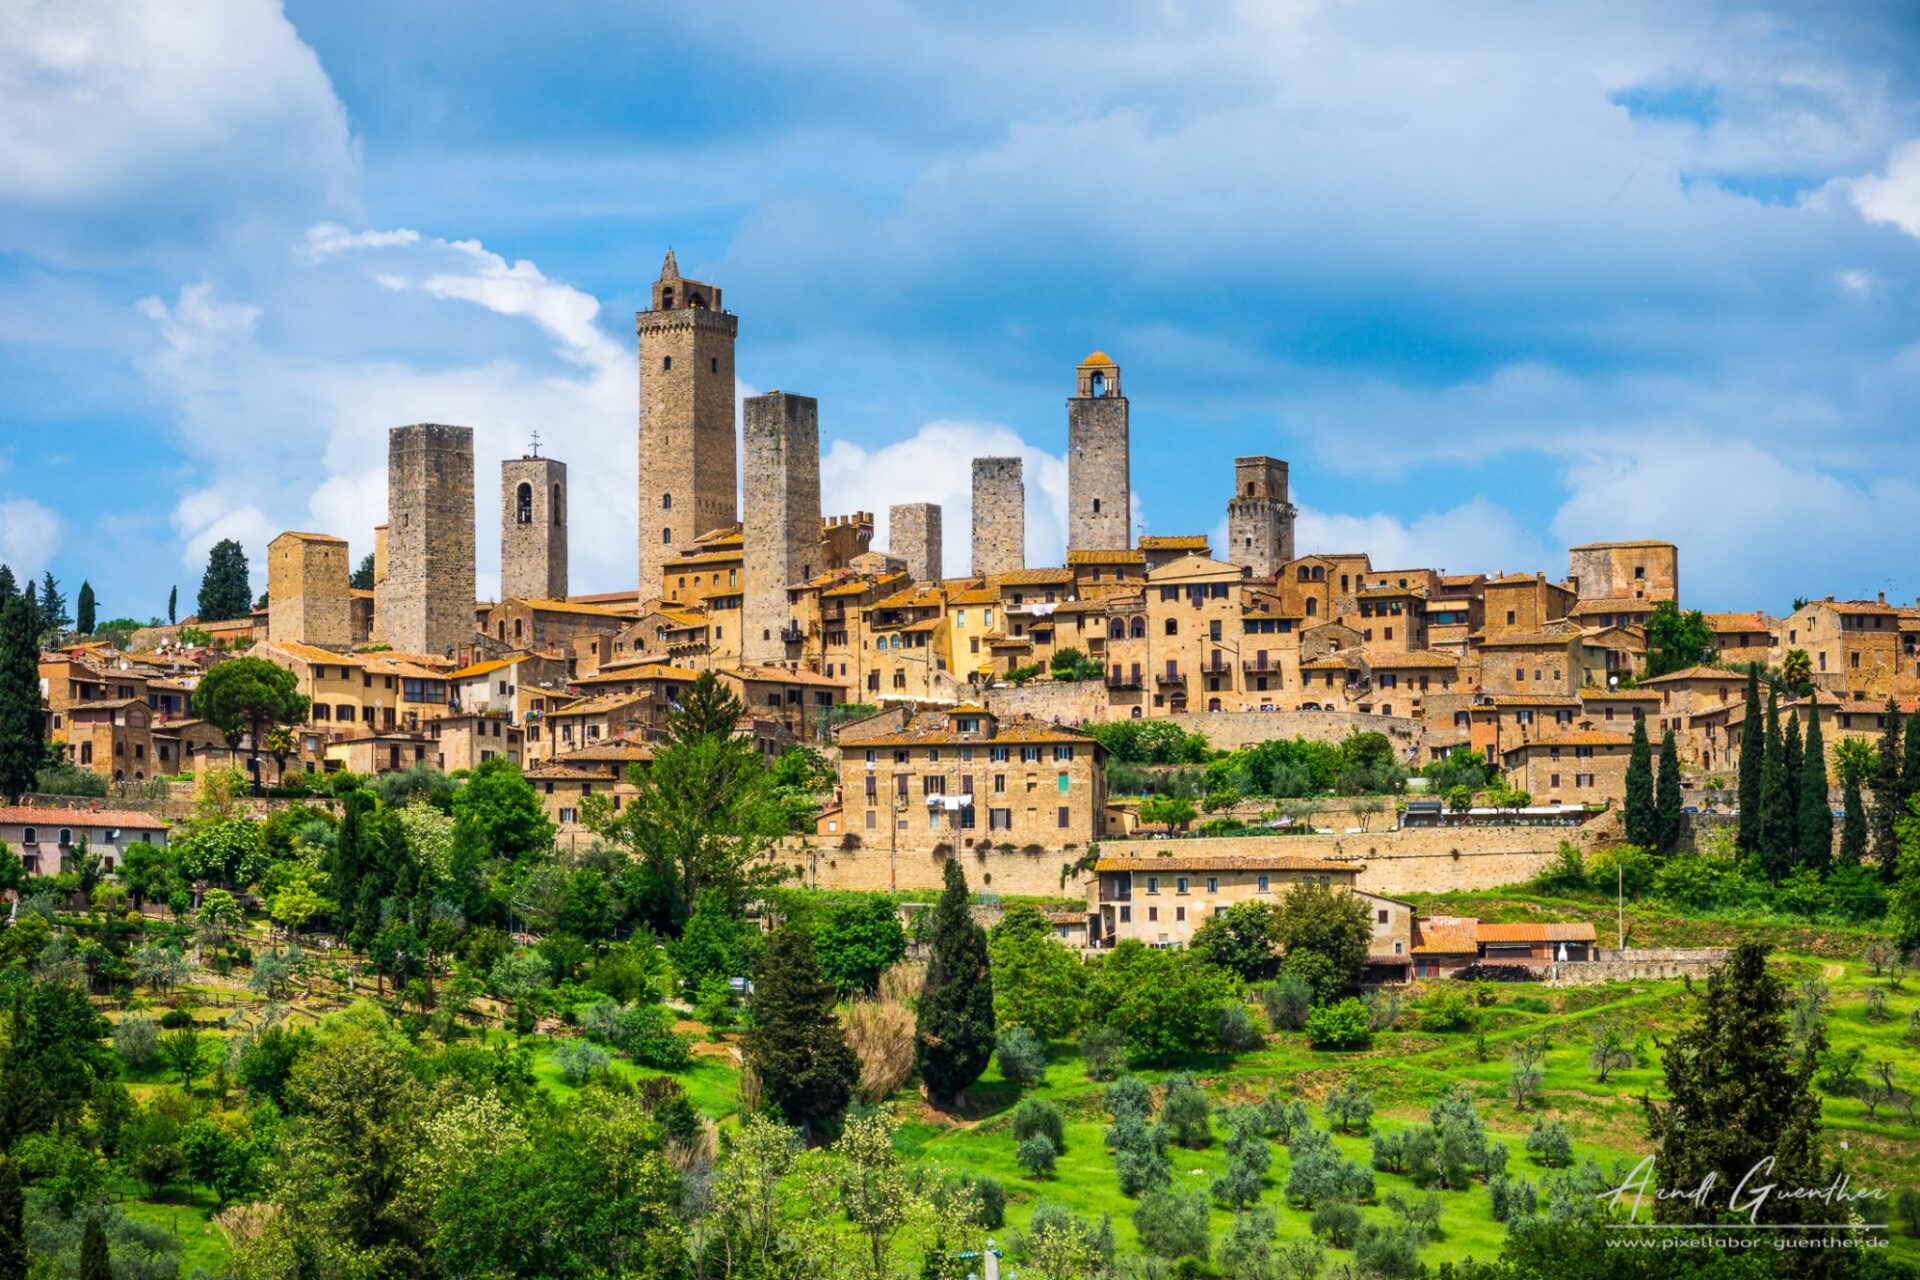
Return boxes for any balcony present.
[779,622,806,645]
[1155,669,1187,688]
[1241,658,1277,673]
[1199,661,1233,676]
[1106,671,1143,690]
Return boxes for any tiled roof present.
[1490,693,1580,707]
[1477,630,1574,648]
[1819,599,1898,616]
[992,568,1075,587]
[449,655,529,680]
[1567,539,1674,550]
[0,806,169,830]
[1080,349,1116,367]
[1363,650,1458,669]
[1411,921,1481,954]
[1579,689,1660,702]
[548,693,649,716]
[1138,535,1209,550]
[663,550,744,569]
[1068,549,1146,566]
[851,712,1092,748]
[1704,612,1772,632]
[1093,853,1357,874]
[1476,921,1596,943]
[572,663,702,685]
[518,598,638,618]
[945,587,999,606]
[272,530,346,543]
[1570,597,1656,616]
[1512,729,1633,749]
[725,665,848,687]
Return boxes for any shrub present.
[1105,1075,1155,1125]
[159,1009,194,1030]
[1080,1023,1127,1080]
[1323,1080,1374,1134]
[1279,949,1343,1006]
[1257,974,1313,1030]
[955,1173,1006,1229]
[1419,988,1475,1032]
[1160,1073,1212,1149]
[842,998,916,1103]
[1354,1221,1420,1280]
[1525,1117,1572,1168]
[1109,1114,1172,1197]
[554,1038,611,1085]
[114,1015,160,1066]
[997,1025,1049,1090]
[1015,1133,1058,1178]
[1012,1098,1066,1153]
[617,1002,694,1070]
[1304,998,1372,1050]
[1133,1186,1210,1260]
[1589,844,1657,899]
[1309,1200,1361,1247]
[1213,1001,1262,1053]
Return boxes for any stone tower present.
[742,392,821,665]
[1226,456,1296,578]
[889,502,942,584]
[637,250,738,598]
[971,457,1025,577]
[379,423,476,657]
[1067,350,1130,552]
[267,531,350,649]
[501,450,568,602]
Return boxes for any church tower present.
[1067,351,1130,552]
[1226,456,1296,578]
[637,250,738,598]
[501,444,568,602]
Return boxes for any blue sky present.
[4,0,1920,619]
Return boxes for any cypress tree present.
[1624,715,1655,849]
[1839,770,1868,866]
[916,858,995,1105]
[1654,728,1684,855]
[0,596,41,803]
[196,538,253,622]
[1797,705,1831,873]
[0,564,15,605]
[1781,712,1803,862]
[1736,670,1764,853]
[1870,701,1905,880]
[167,584,177,625]
[1643,944,1828,1232]
[38,572,67,639]
[1902,710,1920,811]
[742,926,856,1136]
[75,580,95,636]
[1756,691,1794,880]
[79,1212,109,1280]
[0,1157,25,1280]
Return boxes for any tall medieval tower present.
[637,250,738,598]
[380,423,476,657]
[971,457,1025,576]
[1226,456,1296,578]
[501,449,568,601]
[742,391,821,666]
[1067,351,1131,552]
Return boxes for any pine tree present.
[1736,670,1764,854]
[1797,705,1831,872]
[37,572,68,642]
[1781,712,1803,863]
[0,1157,25,1280]
[0,596,41,803]
[1870,701,1905,880]
[75,580,96,636]
[916,858,995,1105]
[1756,691,1794,880]
[196,538,253,622]
[1903,713,1920,815]
[350,554,376,591]
[743,926,857,1136]
[167,584,177,625]
[1643,944,1828,1233]
[0,564,15,606]
[1623,715,1655,849]
[1654,728,1684,855]
[79,1211,109,1280]
[666,671,747,743]
[1839,770,1868,866]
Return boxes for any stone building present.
[889,502,942,584]
[1067,352,1130,551]
[266,531,351,650]
[1225,456,1296,578]
[742,391,822,665]
[501,452,568,601]
[637,250,738,595]
[1567,540,1678,602]
[971,456,1025,576]
[1778,596,1911,702]
[1501,728,1634,806]
[1090,852,1361,950]
[379,423,476,658]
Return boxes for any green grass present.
[120,1189,227,1276]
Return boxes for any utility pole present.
[1616,860,1624,951]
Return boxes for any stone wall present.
[971,457,1025,576]
[742,393,821,665]
[1479,948,1729,986]
[500,455,568,601]
[379,424,476,657]
[980,681,1430,754]
[1067,375,1129,552]
[267,532,350,650]
[771,838,1085,899]
[888,502,942,584]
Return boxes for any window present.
[1146,876,1159,894]
[661,356,672,370]
[989,808,1012,830]
[1148,906,1159,922]
[1053,744,1073,761]
[559,808,577,824]
[1176,876,1190,894]
[1205,876,1218,893]
[1057,772,1070,793]
[1257,874,1269,891]
[21,827,34,845]
[1377,909,1389,924]
[1058,806,1070,828]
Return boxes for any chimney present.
[1877,590,1886,605]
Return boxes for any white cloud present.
[1295,497,1556,579]
[1846,138,1920,238]
[0,496,63,572]
[822,422,1071,575]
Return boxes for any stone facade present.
[1567,540,1678,602]
[379,424,476,658]
[500,454,568,601]
[888,502,942,583]
[267,531,351,650]
[1225,456,1296,578]
[637,250,738,596]
[742,392,821,665]
[1067,352,1130,551]
[971,456,1025,576]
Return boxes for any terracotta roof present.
[549,741,652,764]
[1138,535,1209,550]
[266,640,361,665]
[1067,549,1145,566]
[525,765,619,782]
[1579,689,1659,702]
[449,655,529,680]
[1476,921,1596,943]
[873,585,946,609]
[573,663,703,685]
[1490,693,1580,707]
[1094,853,1357,874]
[0,806,169,830]
[1080,349,1117,367]
[272,530,346,544]
[1512,729,1633,749]
[992,568,1075,587]
[548,693,649,716]
[1411,921,1481,954]
[1570,597,1656,616]
[1704,612,1772,633]
[517,598,638,618]
[850,712,1092,748]
[1818,599,1898,616]
[1363,650,1459,669]
[725,665,847,688]
[1567,539,1674,551]
[945,587,999,606]
[663,550,744,569]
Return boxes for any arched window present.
[661,288,674,309]
[1129,706,1142,719]
[515,482,533,524]
[1306,598,1318,616]
[22,827,34,845]
[1208,698,1222,712]
[553,484,563,525]
[1164,618,1178,636]
[513,619,524,641]
[1130,618,1145,639]
[1109,620,1125,639]
[687,291,705,308]
[662,527,672,544]
[1090,371,1106,397]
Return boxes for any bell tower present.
[637,250,738,598]
[1067,350,1130,552]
